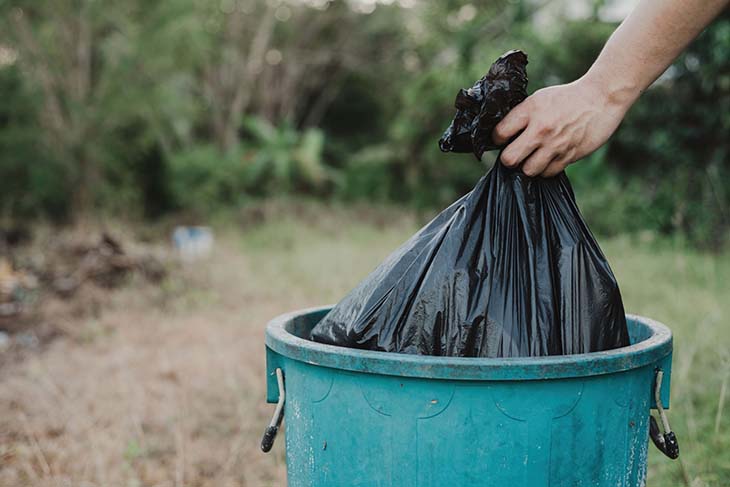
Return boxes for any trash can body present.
[265,307,673,487]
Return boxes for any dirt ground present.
[1,248,280,485]
[0,206,417,487]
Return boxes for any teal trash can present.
[262,306,677,487]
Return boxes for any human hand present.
[492,77,631,177]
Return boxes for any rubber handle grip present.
[261,425,279,453]
[649,416,679,459]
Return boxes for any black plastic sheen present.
[438,50,529,160]
[310,50,630,357]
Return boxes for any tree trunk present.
[70,149,99,228]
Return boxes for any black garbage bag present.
[310,50,630,357]
[438,49,529,160]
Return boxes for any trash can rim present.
[265,305,672,381]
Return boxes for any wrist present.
[577,70,640,114]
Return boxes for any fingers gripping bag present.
[310,50,630,357]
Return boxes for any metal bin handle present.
[261,368,285,453]
[649,368,679,459]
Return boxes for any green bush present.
[168,117,331,213]
[241,118,330,196]
[1,0,728,249]
[608,10,730,248]
[0,66,69,222]
[337,144,399,202]
[168,144,249,214]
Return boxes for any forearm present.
[493,0,728,177]
[584,0,730,111]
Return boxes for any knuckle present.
[500,151,516,166]
[555,142,569,154]
[515,105,529,120]
[537,124,554,137]
[493,124,507,140]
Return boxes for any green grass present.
[238,205,730,486]
[602,237,730,485]
[6,204,726,486]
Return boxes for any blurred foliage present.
[168,144,250,214]
[606,9,730,248]
[241,117,329,195]
[0,0,728,248]
[0,65,68,220]
[168,118,328,213]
